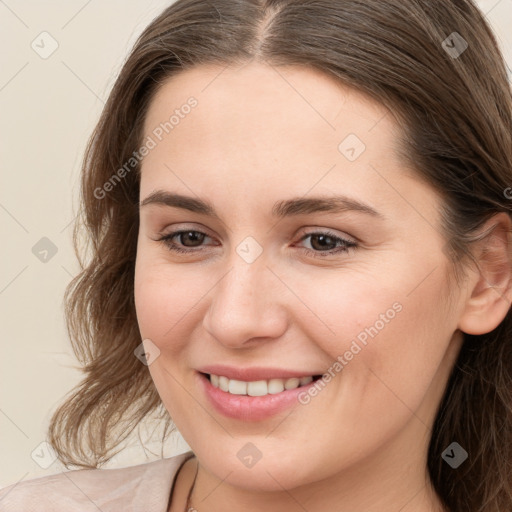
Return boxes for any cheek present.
[134,258,203,423]
[305,264,455,409]
[289,268,405,363]
[134,256,200,354]
[284,272,455,474]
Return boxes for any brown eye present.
[176,231,206,247]
[157,229,214,253]
[297,230,357,258]
[308,233,339,251]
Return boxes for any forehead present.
[139,61,439,226]
[142,61,394,151]
[142,62,398,175]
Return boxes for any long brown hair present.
[48,1,512,510]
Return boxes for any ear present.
[458,212,512,335]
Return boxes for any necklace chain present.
[184,457,199,512]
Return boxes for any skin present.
[133,61,512,512]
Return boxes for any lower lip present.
[196,371,320,421]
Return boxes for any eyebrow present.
[139,190,384,220]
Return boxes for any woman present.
[1,0,511,511]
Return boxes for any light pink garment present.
[0,450,194,512]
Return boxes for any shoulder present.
[0,450,194,512]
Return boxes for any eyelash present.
[156,229,357,258]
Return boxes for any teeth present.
[218,375,229,392]
[229,379,247,395]
[210,374,219,388]
[268,378,284,394]
[299,376,314,386]
[208,374,314,396]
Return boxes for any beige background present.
[1,0,511,488]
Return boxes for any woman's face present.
[134,62,468,491]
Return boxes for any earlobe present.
[458,212,512,335]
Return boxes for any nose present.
[202,253,288,349]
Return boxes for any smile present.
[207,373,322,396]
[196,371,325,421]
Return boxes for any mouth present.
[196,370,324,421]
[200,372,323,397]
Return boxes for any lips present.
[196,364,323,382]
[196,370,323,421]
[194,364,327,421]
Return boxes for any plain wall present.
[1,0,511,488]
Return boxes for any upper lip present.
[196,365,323,381]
